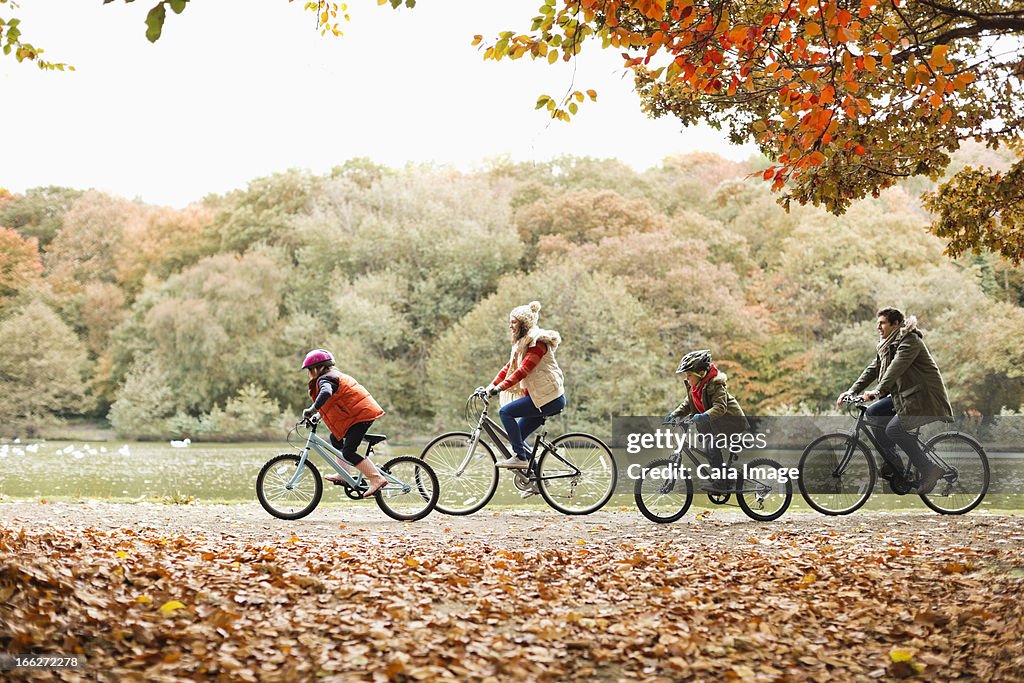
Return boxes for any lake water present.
[1,440,1021,511]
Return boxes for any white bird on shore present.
[169,438,192,448]
[25,444,39,453]
[117,445,131,456]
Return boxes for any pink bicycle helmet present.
[301,348,335,370]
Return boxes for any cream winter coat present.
[504,326,565,409]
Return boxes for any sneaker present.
[520,484,540,498]
[916,466,946,494]
[496,455,530,469]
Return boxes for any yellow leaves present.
[404,557,420,567]
[889,648,927,675]
[800,69,819,84]
[905,67,918,89]
[159,600,186,613]
[930,44,950,67]
[136,595,153,604]
[880,24,900,43]
[548,49,558,64]
[863,55,877,72]
[801,573,816,584]
[114,551,129,559]
[803,22,821,38]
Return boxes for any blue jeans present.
[865,397,928,471]
[499,394,566,459]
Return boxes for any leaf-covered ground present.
[1,503,1023,682]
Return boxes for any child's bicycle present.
[256,416,439,521]
[417,390,617,515]
[634,416,793,523]
[797,397,989,515]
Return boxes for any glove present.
[302,407,316,420]
[486,385,501,397]
[663,413,677,425]
[692,413,710,424]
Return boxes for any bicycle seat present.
[539,411,563,422]
[363,434,387,446]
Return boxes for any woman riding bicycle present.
[301,349,388,496]
[667,349,748,486]
[484,301,566,469]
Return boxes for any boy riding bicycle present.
[666,349,749,488]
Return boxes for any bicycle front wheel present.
[737,458,793,522]
[798,433,875,515]
[634,458,693,523]
[919,433,990,515]
[256,453,323,520]
[375,456,440,521]
[418,431,498,515]
[538,433,617,515]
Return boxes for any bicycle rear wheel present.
[417,431,498,515]
[634,458,693,523]
[256,453,323,520]
[737,458,793,522]
[798,433,875,515]
[919,433,990,515]
[374,456,439,521]
[537,433,617,515]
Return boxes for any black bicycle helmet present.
[676,349,712,374]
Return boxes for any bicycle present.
[797,398,989,515]
[417,390,617,515]
[256,416,439,521]
[634,416,793,523]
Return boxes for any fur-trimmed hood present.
[898,315,922,339]
[683,371,729,389]
[513,326,561,355]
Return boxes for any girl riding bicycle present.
[667,349,748,485]
[484,301,567,469]
[301,349,388,496]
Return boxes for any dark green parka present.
[848,316,953,429]
[671,371,749,433]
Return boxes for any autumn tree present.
[0,301,92,435]
[0,227,42,309]
[0,186,83,248]
[478,0,1024,262]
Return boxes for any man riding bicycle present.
[837,308,953,494]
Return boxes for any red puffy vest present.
[308,369,385,440]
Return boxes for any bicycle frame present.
[287,421,409,494]
[456,395,583,484]
[835,401,961,481]
[663,420,766,496]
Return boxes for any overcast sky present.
[1,0,757,207]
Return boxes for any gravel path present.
[3,501,1021,554]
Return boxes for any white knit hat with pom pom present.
[509,300,542,330]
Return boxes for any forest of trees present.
[1,149,1022,440]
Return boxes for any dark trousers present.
[696,421,725,470]
[329,420,374,465]
[865,397,929,471]
[499,394,567,458]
